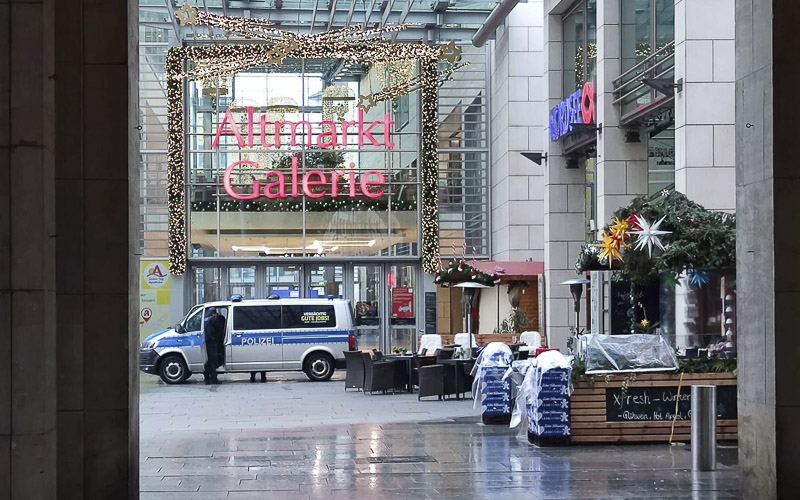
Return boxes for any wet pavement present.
[140,372,741,499]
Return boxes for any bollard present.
[691,385,717,471]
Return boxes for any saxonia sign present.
[215,109,392,201]
[165,5,467,276]
[549,81,596,141]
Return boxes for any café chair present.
[343,350,365,392]
[418,364,446,400]
[361,352,398,395]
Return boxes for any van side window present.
[234,305,281,331]
[185,308,203,333]
[282,305,336,329]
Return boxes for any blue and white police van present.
[140,296,356,384]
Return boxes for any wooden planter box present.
[570,372,737,444]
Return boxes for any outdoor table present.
[438,358,475,400]
[443,343,460,349]
[383,354,415,393]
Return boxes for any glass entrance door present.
[387,264,417,352]
[353,265,382,351]
[265,265,301,298]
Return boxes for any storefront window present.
[647,128,675,195]
[186,59,421,260]
[229,266,257,299]
[562,0,597,97]
[585,157,597,242]
[192,267,220,305]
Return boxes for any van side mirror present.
[174,323,186,334]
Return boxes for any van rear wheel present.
[159,354,190,384]
[304,352,334,382]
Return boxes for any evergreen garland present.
[575,191,736,285]
[434,258,500,287]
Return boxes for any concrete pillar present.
[736,1,800,497]
[1,0,137,498]
[543,9,586,350]
[1,0,57,497]
[674,0,736,211]
[595,0,648,224]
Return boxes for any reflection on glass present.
[354,265,381,327]
[192,267,220,305]
[648,128,675,195]
[266,266,300,298]
[229,266,256,299]
[308,265,343,298]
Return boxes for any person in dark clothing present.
[203,307,226,385]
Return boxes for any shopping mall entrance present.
[190,261,421,353]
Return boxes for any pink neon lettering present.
[213,109,245,148]
[303,171,327,199]
[361,170,387,199]
[223,160,261,200]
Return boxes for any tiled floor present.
[140,372,740,499]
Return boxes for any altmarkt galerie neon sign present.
[214,109,394,201]
[165,5,466,276]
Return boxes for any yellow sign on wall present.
[139,260,172,341]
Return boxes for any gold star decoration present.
[175,3,198,26]
[592,231,624,268]
[608,217,631,245]
[358,94,377,112]
[438,41,461,64]
[640,318,650,327]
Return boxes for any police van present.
[140,296,356,384]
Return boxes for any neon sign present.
[213,107,393,201]
[549,81,596,141]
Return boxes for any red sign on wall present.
[391,288,414,319]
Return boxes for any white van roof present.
[202,298,351,307]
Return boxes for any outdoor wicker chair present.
[343,350,365,391]
[361,352,398,395]
[412,354,438,387]
[417,364,445,400]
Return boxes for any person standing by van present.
[203,307,226,385]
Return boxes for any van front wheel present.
[304,352,334,382]
[158,354,190,384]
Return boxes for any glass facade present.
[186,59,421,260]
[647,128,675,195]
[620,0,675,115]
[562,0,597,97]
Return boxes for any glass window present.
[192,267,220,304]
[585,157,596,242]
[266,265,301,298]
[184,307,204,333]
[282,305,336,329]
[562,0,597,97]
[647,128,675,195]
[229,266,257,299]
[307,265,343,298]
[233,305,282,331]
[186,59,421,260]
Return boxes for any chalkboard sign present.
[424,292,437,335]
[606,385,737,422]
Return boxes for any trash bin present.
[471,342,514,425]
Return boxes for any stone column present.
[736,0,800,497]
[674,0,735,211]
[595,0,648,225]
[489,1,547,263]
[543,8,586,350]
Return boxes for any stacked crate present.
[480,365,513,424]
[527,366,571,445]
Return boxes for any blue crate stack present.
[527,367,571,442]
[481,365,512,418]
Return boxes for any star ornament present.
[175,3,198,26]
[438,41,461,64]
[358,94,377,112]
[630,214,671,257]
[688,269,711,288]
[609,217,631,245]
[592,231,624,268]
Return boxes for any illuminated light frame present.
[167,29,456,276]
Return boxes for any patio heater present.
[561,278,591,334]
[454,281,491,358]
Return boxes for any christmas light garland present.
[167,5,464,275]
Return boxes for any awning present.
[470,261,544,281]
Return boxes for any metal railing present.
[612,41,675,107]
